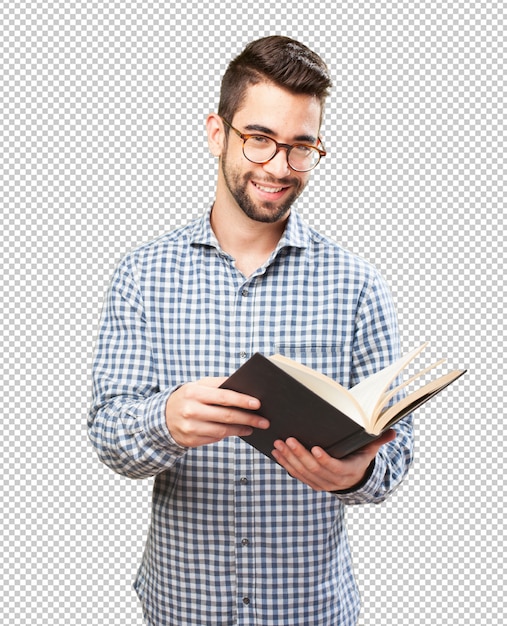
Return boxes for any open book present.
[220,343,466,460]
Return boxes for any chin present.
[237,189,298,224]
[241,204,291,224]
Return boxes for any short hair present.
[218,36,332,123]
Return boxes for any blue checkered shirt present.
[88,207,414,626]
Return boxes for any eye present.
[293,145,313,156]
[250,135,272,146]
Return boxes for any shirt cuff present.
[332,453,389,504]
[142,386,188,456]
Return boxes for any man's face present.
[218,82,322,224]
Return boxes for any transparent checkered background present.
[1,1,504,624]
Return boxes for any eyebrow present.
[243,124,317,145]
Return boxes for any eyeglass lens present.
[243,136,320,171]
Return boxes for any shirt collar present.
[189,205,310,252]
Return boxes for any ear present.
[206,113,226,157]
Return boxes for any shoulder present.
[133,220,196,261]
[116,218,199,275]
[303,221,382,286]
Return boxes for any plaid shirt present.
[88,207,414,626]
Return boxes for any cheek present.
[296,174,310,193]
[222,148,249,179]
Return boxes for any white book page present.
[375,358,447,416]
[348,343,427,429]
[373,368,466,434]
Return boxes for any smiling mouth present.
[252,181,288,194]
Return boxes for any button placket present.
[234,440,256,618]
[235,278,255,364]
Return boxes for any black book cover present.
[220,353,379,460]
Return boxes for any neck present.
[210,203,289,276]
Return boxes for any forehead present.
[232,81,322,139]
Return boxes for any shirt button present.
[241,538,249,546]
[241,289,248,297]
[240,477,248,485]
[239,351,247,359]
[243,597,250,605]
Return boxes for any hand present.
[271,429,397,492]
[165,377,269,448]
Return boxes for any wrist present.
[331,458,376,494]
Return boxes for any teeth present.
[255,183,284,193]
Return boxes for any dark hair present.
[218,36,332,123]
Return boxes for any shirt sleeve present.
[335,268,415,505]
[87,254,188,479]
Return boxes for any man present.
[88,36,413,626]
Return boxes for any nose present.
[261,147,292,178]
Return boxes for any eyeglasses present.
[221,117,326,172]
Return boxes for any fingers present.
[272,430,396,492]
[165,380,268,448]
[188,380,261,411]
[272,438,339,491]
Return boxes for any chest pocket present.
[272,343,350,387]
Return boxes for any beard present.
[220,153,306,224]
